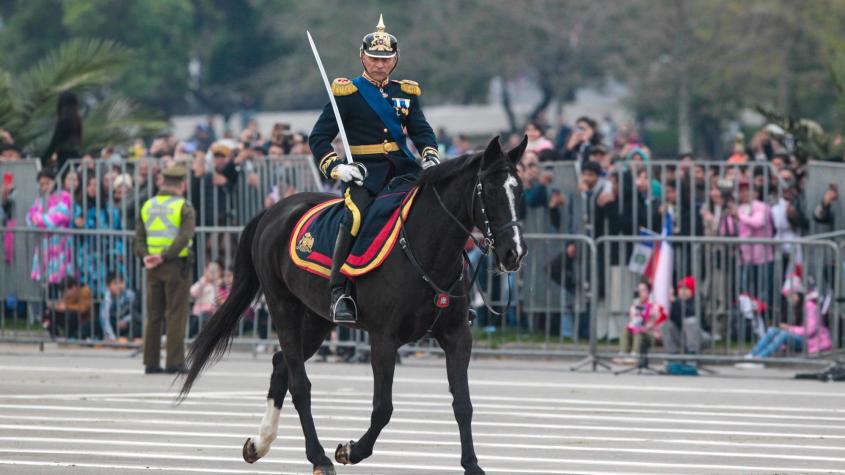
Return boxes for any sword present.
[307,30,354,165]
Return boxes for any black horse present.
[179,136,528,475]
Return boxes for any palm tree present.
[0,38,166,156]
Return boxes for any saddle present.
[289,179,418,279]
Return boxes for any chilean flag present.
[645,213,673,313]
[628,227,658,275]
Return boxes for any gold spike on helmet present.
[361,14,399,58]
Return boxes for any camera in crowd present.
[718,178,734,202]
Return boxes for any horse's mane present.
[413,152,481,188]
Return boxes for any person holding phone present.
[564,116,603,163]
[813,183,839,232]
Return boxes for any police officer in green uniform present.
[309,14,440,323]
[134,165,196,374]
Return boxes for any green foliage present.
[1,0,844,153]
[60,0,196,114]
[755,106,844,163]
[0,0,67,72]
[0,38,166,155]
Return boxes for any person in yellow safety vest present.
[134,165,196,375]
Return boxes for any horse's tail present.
[178,209,266,400]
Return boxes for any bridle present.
[397,160,522,332]
[434,167,523,257]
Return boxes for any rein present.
[398,163,521,334]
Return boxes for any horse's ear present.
[507,135,529,165]
[482,135,502,169]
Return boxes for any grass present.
[0,317,42,333]
[472,326,589,350]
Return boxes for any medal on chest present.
[391,97,411,117]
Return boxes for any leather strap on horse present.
[397,201,508,331]
[398,159,521,332]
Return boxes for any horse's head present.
[474,135,529,272]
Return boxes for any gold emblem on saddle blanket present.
[297,232,315,253]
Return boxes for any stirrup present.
[331,294,358,323]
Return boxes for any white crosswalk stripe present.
[1,349,843,474]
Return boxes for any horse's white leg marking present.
[252,399,280,457]
[503,176,524,257]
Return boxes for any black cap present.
[0,143,23,155]
[588,144,608,156]
[36,169,56,181]
[581,160,603,176]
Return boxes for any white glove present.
[332,163,364,186]
[422,154,440,170]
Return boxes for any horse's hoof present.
[465,467,486,475]
[313,465,336,475]
[242,438,260,464]
[334,440,354,465]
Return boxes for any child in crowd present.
[43,277,93,339]
[99,272,140,341]
[746,276,831,358]
[617,281,664,363]
[189,262,221,338]
[665,276,710,354]
[217,268,234,307]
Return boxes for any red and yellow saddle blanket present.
[289,186,419,279]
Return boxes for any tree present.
[605,1,779,156]
[187,0,287,119]
[0,39,166,155]
[0,0,67,72]
[61,0,196,115]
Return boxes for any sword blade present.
[307,30,353,164]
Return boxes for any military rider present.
[309,15,441,323]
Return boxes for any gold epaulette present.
[332,78,357,96]
[398,79,421,96]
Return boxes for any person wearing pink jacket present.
[721,178,775,305]
[747,279,831,358]
[27,169,74,284]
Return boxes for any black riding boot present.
[330,223,357,322]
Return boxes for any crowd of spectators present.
[2,105,844,361]
[494,113,843,361]
[2,115,317,341]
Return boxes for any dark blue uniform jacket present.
[309,76,438,194]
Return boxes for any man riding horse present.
[309,14,441,322]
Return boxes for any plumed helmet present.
[361,14,398,58]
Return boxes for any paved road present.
[0,345,843,474]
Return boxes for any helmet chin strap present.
[359,51,400,80]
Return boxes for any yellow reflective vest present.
[140,195,191,257]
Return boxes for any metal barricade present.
[0,227,142,347]
[0,224,360,356]
[545,160,786,239]
[3,223,842,366]
[0,160,42,306]
[53,155,325,231]
[460,234,598,359]
[595,234,841,365]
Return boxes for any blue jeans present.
[751,327,804,357]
